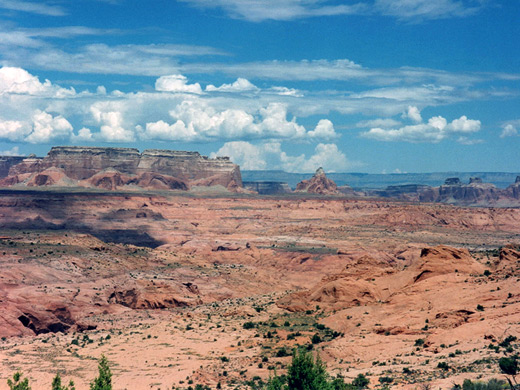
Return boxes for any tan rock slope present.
[0,192,519,389]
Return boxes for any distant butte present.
[295,167,339,195]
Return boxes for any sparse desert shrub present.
[275,347,290,357]
[414,338,425,347]
[7,372,30,390]
[51,373,75,390]
[311,333,322,344]
[379,376,393,384]
[461,378,506,390]
[243,321,256,329]
[437,361,450,371]
[352,373,369,389]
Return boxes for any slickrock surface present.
[0,190,519,389]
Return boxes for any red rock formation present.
[278,245,485,312]
[295,167,338,195]
[2,146,241,191]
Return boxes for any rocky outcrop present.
[295,167,338,195]
[504,176,520,200]
[243,181,292,195]
[0,156,24,177]
[278,245,485,312]
[2,146,242,191]
[108,281,202,309]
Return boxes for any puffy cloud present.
[142,101,336,142]
[211,141,268,170]
[269,86,303,97]
[90,105,135,142]
[500,122,520,138]
[72,127,94,142]
[361,113,481,143]
[142,120,197,142]
[155,74,203,94]
[402,106,422,123]
[447,115,480,133]
[212,141,351,173]
[25,110,74,143]
[0,66,75,97]
[0,67,51,95]
[0,119,31,141]
[0,146,23,156]
[307,119,338,140]
[206,78,259,93]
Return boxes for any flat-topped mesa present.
[444,177,461,186]
[5,146,242,190]
[138,149,241,187]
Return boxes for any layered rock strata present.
[1,146,242,191]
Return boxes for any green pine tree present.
[286,349,330,390]
[90,355,112,390]
[7,372,30,390]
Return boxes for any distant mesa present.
[295,167,339,195]
[243,181,291,195]
[444,177,461,186]
[0,146,242,192]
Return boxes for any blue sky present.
[0,0,518,173]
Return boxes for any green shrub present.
[352,374,369,389]
[51,373,75,390]
[462,378,506,390]
[7,372,30,390]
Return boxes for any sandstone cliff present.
[1,146,242,191]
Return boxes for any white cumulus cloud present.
[361,113,481,143]
[25,110,74,143]
[307,119,338,140]
[500,121,520,138]
[206,78,259,93]
[0,119,31,141]
[90,105,135,142]
[211,141,351,173]
[0,66,75,97]
[142,100,337,142]
[402,106,422,123]
[155,74,203,94]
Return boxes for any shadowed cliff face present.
[1,146,242,191]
